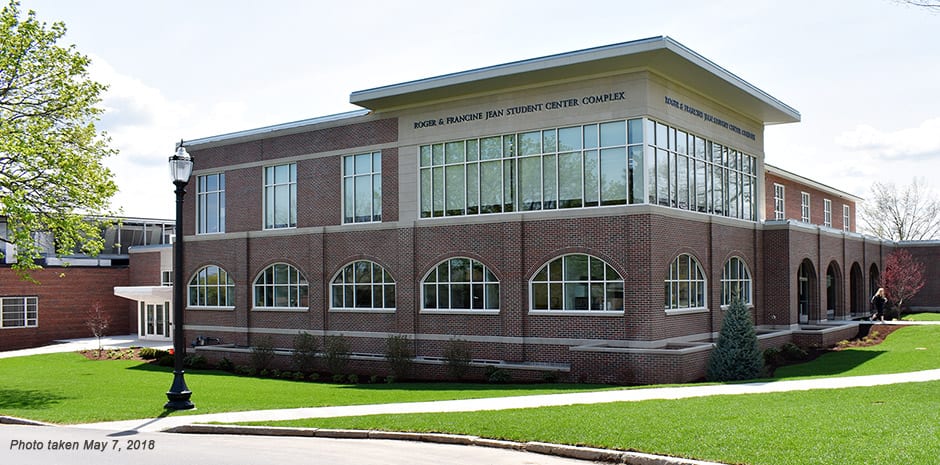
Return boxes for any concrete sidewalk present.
[0,334,172,359]
[77,367,940,434]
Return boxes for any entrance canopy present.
[114,286,173,302]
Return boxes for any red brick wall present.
[0,267,130,351]
[765,172,856,232]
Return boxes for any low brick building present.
[164,37,908,384]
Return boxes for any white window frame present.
[721,257,753,307]
[421,257,499,314]
[330,260,396,312]
[0,296,38,328]
[342,152,382,224]
[823,199,832,228]
[529,253,624,315]
[188,265,236,309]
[773,183,785,220]
[843,205,851,231]
[800,192,811,223]
[253,263,308,311]
[161,270,173,287]
[196,173,225,234]
[665,254,708,315]
[263,163,297,230]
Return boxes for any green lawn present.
[248,325,940,465]
[903,312,940,321]
[0,352,610,424]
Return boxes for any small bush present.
[139,348,169,360]
[292,332,319,373]
[235,365,254,376]
[443,338,472,380]
[346,374,359,384]
[216,357,235,372]
[369,375,381,384]
[158,355,175,367]
[763,347,786,366]
[781,342,809,361]
[385,375,396,384]
[385,335,414,379]
[324,334,351,375]
[307,372,320,382]
[183,354,208,369]
[541,371,560,383]
[292,371,305,381]
[332,374,346,383]
[250,336,276,372]
[485,365,511,384]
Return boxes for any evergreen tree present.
[706,300,764,381]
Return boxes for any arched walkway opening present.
[850,263,864,317]
[798,259,818,323]
[825,262,843,320]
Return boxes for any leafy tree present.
[881,249,926,316]
[859,178,940,241]
[706,300,764,382]
[0,0,118,276]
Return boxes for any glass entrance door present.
[139,302,171,339]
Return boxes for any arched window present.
[253,263,308,309]
[721,257,752,306]
[665,254,707,310]
[330,260,396,310]
[530,254,623,311]
[188,265,235,307]
[422,258,499,311]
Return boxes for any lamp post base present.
[164,370,195,410]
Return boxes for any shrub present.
[307,372,320,382]
[541,371,560,383]
[183,354,208,369]
[292,371,306,381]
[369,375,381,384]
[235,365,254,376]
[250,336,276,373]
[780,342,809,361]
[139,347,169,360]
[443,338,472,380]
[332,374,346,383]
[485,365,511,384]
[385,335,414,379]
[158,355,175,367]
[763,347,786,366]
[291,332,319,373]
[706,300,764,382]
[216,357,235,372]
[346,374,359,384]
[324,334,351,375]
[384,375,396,384]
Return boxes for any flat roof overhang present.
[114,286,173,302]
[350,36,800,125]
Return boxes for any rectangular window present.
[0,296,38,328]
[161,270,173,286]
[824,199,832,227]
[343,152,382,223]
[196,173,225,234]
[801,192,811,223]
[264,163,297,229]
[773,183,785,220]
[843,205,851,231]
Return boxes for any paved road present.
[0,424,600,465]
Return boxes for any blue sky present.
[18,0,940,219]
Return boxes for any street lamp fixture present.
[165,140,195,410]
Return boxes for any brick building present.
[0,218,173,351]
[166,36,907,384]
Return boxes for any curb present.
[0,416,55,427]
[166,424,725,465]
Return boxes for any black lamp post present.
[165,141,195,410]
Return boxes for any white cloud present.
[89,57,256,219]
[835,118,940,160]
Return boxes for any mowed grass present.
[904,312,940,321]
[249,325,940,465]
[0,353,610,424]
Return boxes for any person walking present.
[870,287,887,322]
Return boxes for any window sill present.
[251,307,308,312]
[420,309,500,315]
[528,310,624,317]
[186,306,236,311]
[330,308,396,314]
[665,307,710,316]
[719,303,754,311]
